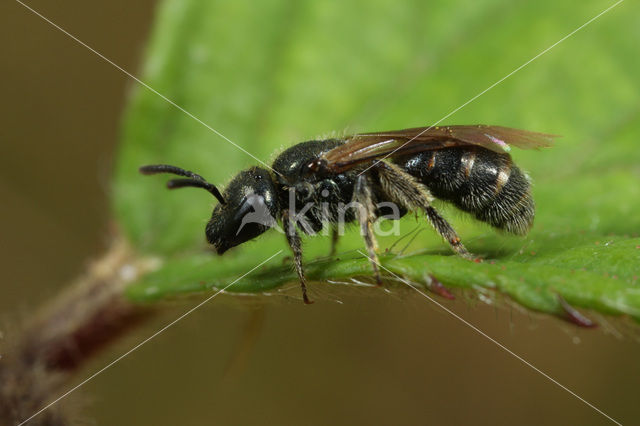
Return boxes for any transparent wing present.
[322,125,557,172]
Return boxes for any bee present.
[141,125,555,304]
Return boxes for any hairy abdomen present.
[394,147,534,235]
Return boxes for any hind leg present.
[376,162,474,259]
[422,206,474,259]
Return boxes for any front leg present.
[353,174,383,285]
[282,210,313,304]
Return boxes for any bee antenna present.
[139,164,226,205]
[166,179,226,204]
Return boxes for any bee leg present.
[329,227,339,257]
[422,206,473,260]
[354,174,383,285]
[282,210,313,304]
[377,163,474,260]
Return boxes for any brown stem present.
[0,234,158,425]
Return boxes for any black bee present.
[141,125,555,304]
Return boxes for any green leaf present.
[115,0,640,321]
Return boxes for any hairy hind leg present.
[422,206,473,259]
[377,162,473,259]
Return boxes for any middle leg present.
[353,174,383,285]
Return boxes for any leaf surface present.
[114,0,640,321]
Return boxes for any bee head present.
[139,164,280,254]
[205,167,280,254]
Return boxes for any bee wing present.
[323,125,557,172]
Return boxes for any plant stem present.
[0,235,157,425]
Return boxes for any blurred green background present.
[2,0,639,425]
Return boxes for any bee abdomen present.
[394,147,534,235]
